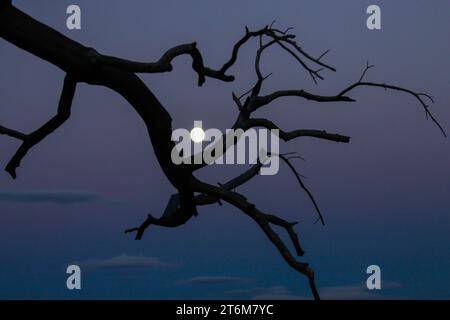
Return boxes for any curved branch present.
[100,43,234,86]
[253,89,355,112]
[282,38,335,72]
[0,125,27,140]
[265,214,304,256]
[337,64,446,137]
[273,38,324,84]
[126,163,264,239]
[1,4,445,300]
[339,81,446,136]
[193,180,320,300]
[124,193,195,240]
[219,26,275,73]
[100,26,287,87]
[277,154,325,225]
[100,24,336,88]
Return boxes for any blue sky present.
[0,0,449,299]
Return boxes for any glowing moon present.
[190,127,205,143]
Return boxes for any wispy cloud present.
[0,190,100,204]
[75,254,176,270]
[176,276,251,286]
[0,189,127,206]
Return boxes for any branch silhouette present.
[0,2,445,300]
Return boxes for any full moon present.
[190,127,205,143]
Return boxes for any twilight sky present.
[0,0,449,299]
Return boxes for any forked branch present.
[1,4,445,300]
[193,180,320,300]
[338,63,446,137]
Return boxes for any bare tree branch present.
[265,214,304,256]
[273,38,324,84]
[1,3,445,300]
[0,125,27,140]
[282,38,335,72]
[338,65,446,137]
[125,162,264,239]
[249,118,351,143]
[253,89,355,111]
[192,180,320,300]
[277,154,325,225]
[100,24,336,87]
[3,75,77,178]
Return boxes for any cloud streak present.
[229,286,306,300]
[0,190,127,206]
[229,282,402,300]
[176,276,251,286]
[319,282,402,300]
[0,190,100,204]
[75,254,176,270]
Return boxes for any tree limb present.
[100,43,234,86]
[253,90,355,111]
[192,180,320,300]
[3,75,77,178]
[125,162,264,239]
[277,153,325,225]
[0,125,27,140]
[338,64,446,137]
